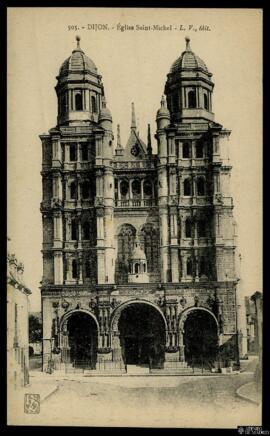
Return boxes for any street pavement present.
[10,370,262,428]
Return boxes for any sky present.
[7,8,262,311]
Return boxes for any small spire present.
[131,102,136,130]
[117,124,122,148]
[185,36,191,51]
[76,35,81,49]
[147,124,152,155]
[161,95,166,107]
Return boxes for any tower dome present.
[164,37,215,123]
[169,37,210,75]
[59,36,98,76]
[55,36,104,126]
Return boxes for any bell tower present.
[55,35,104,126]
[165,36,214,123]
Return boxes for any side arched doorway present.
[65,312,98,369]
[183,309,218,366]
[118,303,166,369]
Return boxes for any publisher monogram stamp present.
[24,394,40,414]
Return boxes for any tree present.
[29,314,42,343]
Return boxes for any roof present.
[170,37,209,74]
[59,36,98,76]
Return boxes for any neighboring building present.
[245,296,257,353]
[40,36,240,373]
[245,292,262,359]
[245,292,263,356]
[29,311,42,356]
[7,252,31,387]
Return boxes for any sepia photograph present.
[7,7,262,428]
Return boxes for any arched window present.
[197,177,205,196]
[143,263,146,272]
[185,218,192,238]
[81,181,90,200]
[91,96,97,113]
[132,179,141,198]
[184,178,192,196]
[75,93,83,111]
[85,260,91,278]
[82,222,90,240]
[70,144,76,162]
[120,180,129,199]
[204,93,209,110]
[70,182,76,200]
[81,144,88,161]
[188,90,196,108]
[183,142,191,159]
[116,224,136,284]
[60,95,66,115]
[71,219,77,240]
[135,263,140,274]
[198,220,206,238]
[72,259,77,279]
[187,258,193,276]
[199,258,206,276]
[173,93,178,112]
[139,224,160,273]
[143,180,152,197]
[195,143,203,158]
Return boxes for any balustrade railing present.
[115,199,155,207]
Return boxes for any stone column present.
[77,215,82,249]
[212,133,220,163]
[198,87,203,108]
[171,248,179,283]
[194,218,198,246]
[42,298,53,371]
[117,179,121,201]
[195,251,199,282]
[52,136,61,167]
[54,251,63,285]
[160,207,169,282]
[181,253,187,280]
[77,143,81,163]
[65,253,73,283]
[181,87,185,108]
[179,328,185,362]
[129,179,133,202]
[64,144,69,164]
[140,179,144,203]
[77,177,81,207]
[78,254,83,284]
[68,90,72,111]
[96,208,105,284]
[65,214,71,241]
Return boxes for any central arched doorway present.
[118,303,166,369]
[66,312,98,369]
[183,309,218,366]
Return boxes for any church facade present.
[40,36,240,373]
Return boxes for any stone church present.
[40,36,240,373]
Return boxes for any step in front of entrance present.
[126,365,150,375]
[150,368,193,375]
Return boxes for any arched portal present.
[182,309,218,365]
[117,302,166,369]
[64,311,98,369]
